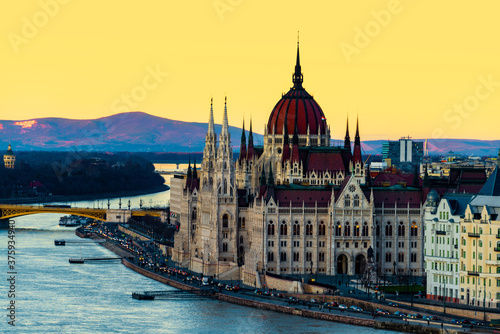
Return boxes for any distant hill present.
[0,112,498,155]
[358,139,500,157]
[0,112,263,152]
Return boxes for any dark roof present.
[371,185,422,208]
[443,193,473,216]
[303,147,351,173]
[479,167,500,196]
[274,184,332,207]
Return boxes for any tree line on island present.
[0,151,166,199]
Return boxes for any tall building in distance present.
[382,137,423,172]
[4,144,15,169]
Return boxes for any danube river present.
[1,189,396,333]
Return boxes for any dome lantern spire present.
[292,32,303,89]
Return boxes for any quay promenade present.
[81,224,477,334]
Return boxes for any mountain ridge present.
[1,112,498,155]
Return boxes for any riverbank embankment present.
[120,258,449,334]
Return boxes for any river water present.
[1,186,396,333]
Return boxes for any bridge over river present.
[0,204,168,228]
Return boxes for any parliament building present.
[171,44,426,284]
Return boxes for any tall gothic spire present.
[344,116,351,151]
[239,119,247,161]
[193,158,198,179]
[221,96,229,138]
[352,116,362,164]
[292,33,303,89]
[247,118,254,160]
[291,117,300,163]
[281,120,290,165]
[208,98,215,135]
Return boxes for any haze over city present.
[2,1,500,141]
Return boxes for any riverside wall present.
[121,258,449,334]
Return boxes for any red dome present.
[267,88,327,136]
[267,44,327,136]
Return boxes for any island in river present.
[0,151,167,203]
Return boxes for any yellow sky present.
[1,0,500,141]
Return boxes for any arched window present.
[398,252,404,262]
[385,222,392,237]
[354,223,360,237]
[344,222,351,237]
[222,214,229,228]
[241,217,245,228]
[195,248,198,258]
[280,252,287,262]
[376,223,380,237]
[222,243,228,252]
[240,236,244,245]
[319,221,326,236]
[268,221,275,236]
[362,222,369,236]
[267,252,274,262]
[398,222,405,237]
[411,222,418,237]
[293,221,300,236]
[344,195,351,207]
[411,252,417,262]
[353,194,360,207]
[385,252,392,262]
[335,223,342,236]
[306,221,313,236]
[192,207,197,220]
[280,221,288,236]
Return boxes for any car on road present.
[451,319,462,324]
[375,308,389,315]
[470,320,484,326]
[413,293,425,298]
[388,302,398,307]
[264,290,272,296]
[254,289,262,295]
[430,316,439,321]
[394,311,406,317]
[339,304,348,310]
[289,297,299,304]
[349,305,363,312]
[422,315,432,321]
[310,298,319,304]
[324,302,339,308]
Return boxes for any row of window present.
[383,252,418,263]
[267,251,326,262]
[267,220,325,236]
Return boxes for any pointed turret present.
[193,159,198,179]
[267,164,274,186]
[185,157,192,190]
[291,118,300,163]
[247,120,254,161]
[281,121,290,165]
[292,37,303,89]
[221,96,230,139]
[260,168,267,186]
[239,119,247,162]
[352,116,362,165]
[187,157,192,179]
[208,98,215,136]
[266,164,275,201]
[344,117,351,151]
